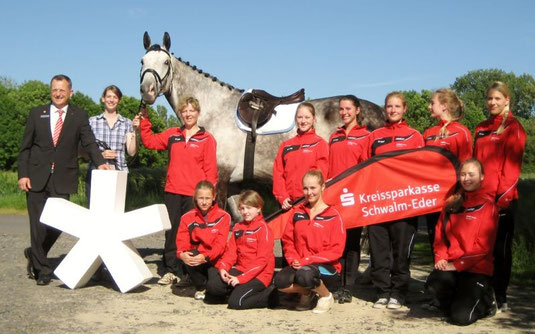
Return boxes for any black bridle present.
[139,46,172,97]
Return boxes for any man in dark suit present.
[18,74,110,285]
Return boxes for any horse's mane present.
[147,43,243,93]
[176,56,244,93]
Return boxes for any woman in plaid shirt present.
[86,85,139,200]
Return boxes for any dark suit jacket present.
[18,104,105,194]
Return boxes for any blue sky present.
[1,0,534,111]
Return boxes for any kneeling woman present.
[426,158,499,326]
[176,181,231,300]
[274,170,346,314]
[206,190,275,309]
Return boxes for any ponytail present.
[496,107,510,135]
[433,89,465,140]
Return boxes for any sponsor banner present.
[267,147,459,238]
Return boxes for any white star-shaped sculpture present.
[41,170,171,293]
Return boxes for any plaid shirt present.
[89,113,133,171]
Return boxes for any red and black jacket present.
[434,189,499,276]
[273,129,329,204]
[282,204,345,273]
[364,120,424,159]
[140,118,218,196]
[176,204,231,266]
[216,215,275,287]
[423,120,472,162]
[474,112,526,208]
[328,125,370,178]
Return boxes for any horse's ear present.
[143,31,151,50]
[163,32,171,51]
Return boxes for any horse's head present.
[140,32,173,105]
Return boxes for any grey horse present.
[139,32,385,209]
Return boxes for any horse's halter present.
[140,46,172,98]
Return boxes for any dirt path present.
[1,215,533,333]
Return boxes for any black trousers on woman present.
[206,267,272,309]
[368,218,418,302]
[163,192,193,277]
[426,270,495,326]
[425,212,441,258]
[274,264,341,292]
[493,202,516,306]
[341,227,362,288]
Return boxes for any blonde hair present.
[487,81,511,135]
[433,89,465,139]
[302,169,325,186]
[297,102,316,117]
[444,158,484,213]
[385,91,406,108]
[238,190,264,210]
[178,96,201,113]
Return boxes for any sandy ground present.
[1,215,533,334]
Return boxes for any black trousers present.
[368,218,417,302]
[425,212,441,258]
[206,267,270,309]
[163,192,193,276]
[26,173,69,276]
[274,264,341,292]
[184,262,211,291]
[493,202,516,304]
[340,227,362,287]
[426,270,494,326]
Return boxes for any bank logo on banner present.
[267,147,459,238]
[340,189,355,207]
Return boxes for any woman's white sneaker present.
[312,293,334,314]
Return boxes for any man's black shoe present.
[24,247,36,279]
[36,273,52,285]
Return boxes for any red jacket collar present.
[385,120,408,129]
[464,188,494,203]
[297,202,331,217]
[489,111,515,127]
[193,203,220,220]
[240,213,265,226]
[179,126,206,136]
[335,124,367,134]
[297,128,317,137]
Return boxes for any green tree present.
[0,80,50,171]
[71,91,100,116]
[520,118,535,173]
[452,69,535,119]
[0,84,22,170]
[402,89,433,133]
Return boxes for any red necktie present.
[53,109,64,147]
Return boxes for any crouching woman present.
[176,181,231,300]
[274,170,346,314]
[425,158,499,325]
[206,190,275,309]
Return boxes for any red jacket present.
[282,204,345,273]
[364,121,424,158]
[273,129,329,204]
[423,120,472,162]
[434,189,499,276]
[140,118,218,196]
[328,125,370,178]
[474,112,526,208]
[176,204,231,266]
[216,215,275,287]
